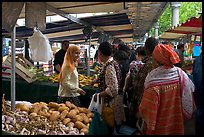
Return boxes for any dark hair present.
[94,50,98,60]
[144,37,158,55]
[62,40,69,46]
[177,44,184,49]
[118,44,130,55]
[98,41,112,56]
[135,47,146,56]
[113,50,129,61]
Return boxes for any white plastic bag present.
[88,93,103,114]
[28,27,53,62]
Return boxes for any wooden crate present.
[2,63,11,79]
[2,55,38,83]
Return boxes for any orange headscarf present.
[58,45,80,83]
[153,44,180,67]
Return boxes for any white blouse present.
[58,67,82,97]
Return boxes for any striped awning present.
[160,15,202,39]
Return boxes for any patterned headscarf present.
[129,60,144,72]
[153,44,180,67]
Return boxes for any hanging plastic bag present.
[88,93,103,114]
[28,27,53,62]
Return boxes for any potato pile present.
[2,99,94,135]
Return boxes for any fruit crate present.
[2,55,38,83]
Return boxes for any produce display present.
[37,73,98,89]
[2,95,94,135]
[78,74,98,88]
[47,73,59,83]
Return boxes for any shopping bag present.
[88,93,103,114]
[101,102,115,128]
[88,111,109,135]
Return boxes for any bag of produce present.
[101,102,114,128]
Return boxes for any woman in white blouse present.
[57,45,86,106]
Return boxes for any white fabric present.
[58,68,81,97]
[144,66,179,89]
[178,68,195,119]
[28,28,53,62]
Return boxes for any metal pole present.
[154,22,159,39]
[11,25,16,112]
[171,2,181,27]
[87,36,91,76]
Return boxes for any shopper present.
[174,43,185,68]
[97,41,126,134]
[123,47,146,110]
[113,50,130,94]
[57,45,86,106]
[113,50,130,123]
[53,40,69,74]
[192,52,203,136]
[129,37,158,128]
[139,44,195,135]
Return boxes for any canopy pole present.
[11,25,16,112]
[87,37,91,76]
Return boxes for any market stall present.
[2,78,99,108]
[2,2,169,135]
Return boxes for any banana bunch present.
[48,73,59,83]
[79,74,95,88]
[94,66,100,72]
[93,83,98,88]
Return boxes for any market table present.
[2,78,99,108]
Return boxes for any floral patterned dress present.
[98,57,126,125]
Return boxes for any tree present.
[150,2,202,37]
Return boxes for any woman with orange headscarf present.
[57,45,86,106]
[138,44,195,135]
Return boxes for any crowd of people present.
[54,37,202,135]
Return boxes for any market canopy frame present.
[2,2,169,43]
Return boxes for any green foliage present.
[150,2,202,37]
[179,2,202,23]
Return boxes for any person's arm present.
[53,52,62,73]
[123,72,130,92]
[99,65,118,98]
[89,78,98,86]
[138,87,159,132]
[55,64,61,73]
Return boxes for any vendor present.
[53,40,69,74]
[91,50,102,71]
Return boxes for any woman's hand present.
[78,89,86,95]
[136,112,142,118]
[89,78,98,86]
